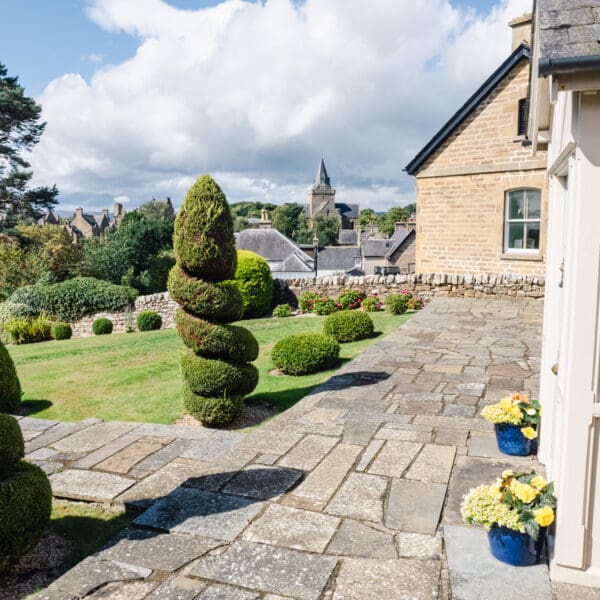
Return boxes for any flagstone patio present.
[17,297,579,599]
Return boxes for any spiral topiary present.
[0,414,52,572]
[0,340,22,413]
[173,175,259,426]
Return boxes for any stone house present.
[361,224,416,275]
[66,202,126,241]
[405,15,548,277]
[529,0,600,587]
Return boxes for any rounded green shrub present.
[182,385,244,428]
[0,415,24,473]
[173,175,237,281]
[136,311,162,332]
[0,461,52,572]
[0,340,22,413]
[0,302,37,327]
[52,322,72,340]
[385,293,409,315]
[234,250,274,318]
[175,310,258,363]
[323,310,374,343]
[168,267,243,322]
[273,303,292,318]
[180,351,258,397]
[92,318,113,335]
[272,333,340,375]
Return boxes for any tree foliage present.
[271,203,310,242]
[0,63,57,227]
[313,214,340,246]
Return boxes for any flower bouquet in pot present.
[481,392,540,456]
[462,469,556,566]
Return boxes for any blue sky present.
[1,0,531,211]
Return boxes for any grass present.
[8,311,413,423]
[50,501,131,569]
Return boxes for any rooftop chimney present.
[508,13,532,52]
[261,209,270,222]
[75,207,83,218]
[102,208,109,219]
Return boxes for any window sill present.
[500,252,544,262]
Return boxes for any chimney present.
[114,202,123,216]
[508,13,532,52]
[394,221,407,233]
[102,208,109,220]
[75,207,83,219]
[261,209,269,222]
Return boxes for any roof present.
[404,43,531,175]
[313,157,331,190]
[338,229,359,245]
[235,228,314,272]
[538,0,600,75]
[335,203,359,219]
[361,229,414,258]
[316,247,361,271]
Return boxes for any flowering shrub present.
[407,297,424,310]
[273,303,292,318]
[361,296,383,312]
[481,392,541,439]
[385,293,409,315]
[299,291,320,313]
[313,297,337,315]
[462,469,556,541]
[337,289,365,310]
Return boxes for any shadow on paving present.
[19,399,53,415]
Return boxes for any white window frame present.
[503,188,541,254]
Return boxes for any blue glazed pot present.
[494,423,537,456]
[488,526,546,566]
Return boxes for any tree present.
[271,203,310,242]
[137,197,175,221]
[0,63,58,227]
[230,201,277,219]
[313,214,340,246]
[357,208,378,230]
[378,205,413,237]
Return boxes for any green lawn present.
[8,311,413,424]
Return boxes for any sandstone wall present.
[71,292,178,337]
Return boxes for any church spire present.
[313,157,331,189]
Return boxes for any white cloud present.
[31,0,533,211]
[80,53,104,64]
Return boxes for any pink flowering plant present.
[299,291,320,313]
[337,289,365,310]
[361,295,383,312]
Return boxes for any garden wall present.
[71,292,178,337]
[71,272,543,336]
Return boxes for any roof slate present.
[538,0,600,69]
[316,247,361,271]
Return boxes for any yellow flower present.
[499,397,513,410]
[521,426,538,440]
[530,476,548,491]
[534,506,555,527]
[508,406,523,420]
[501,470,514,480]
[510,480,539,504]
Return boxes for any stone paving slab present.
[326,518,397,558]
[49,469,135,503]
[326,472,387,522]
[444,525,551,600]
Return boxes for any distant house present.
[405,15,547,277]
[65,202,126,241]
[315,246,362,277]
[361,225,416,275]
[37,210,60,226]
[236,228,314,278]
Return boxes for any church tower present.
[308,157,339,230]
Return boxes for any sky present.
[1,0,532,213]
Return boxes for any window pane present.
[508,190,525,219]
[507,222,525,249]
[526,190,541,219]
[525,223,540,249]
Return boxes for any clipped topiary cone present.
[0,340,22,413]
[173,175,259,427]
[0,414,52,572]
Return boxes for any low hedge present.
[9,277,137,322]
[92,318,113,335]
[272,333,340,375]
[182,385,244,428]
[323,310,374,343]
[0,415,24,474]
[175,310,258,363]
[52,322,72,340]
[180,351,258,397]
[272,303,292,318]
[167,267,243,323]
[0,461,52,572]
[234,250,274,318]
[0,341,21,413]
[385,293,409,315]
[136,311,162,332]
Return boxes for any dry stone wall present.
[71,272,543,337]
[71,292,178,337]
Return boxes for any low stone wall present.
[71,292,179,337]
[283,272,545,301]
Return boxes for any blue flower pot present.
[494,423,537,456]
[487,526,546,566]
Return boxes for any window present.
[504,188,541,253]
[517,98,529,136]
